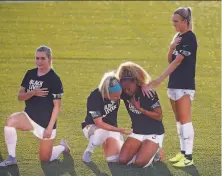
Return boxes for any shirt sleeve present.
[51,76,64,99]
[142,91,161,110]
[87,95,103,120]
[150,92,161,110]
[21,70,29,89]
[177,37,194,57]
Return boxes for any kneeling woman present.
[81,71,131,163]
[117,62,165,168]
[0,46,69,167]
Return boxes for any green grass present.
[0,1,220,176]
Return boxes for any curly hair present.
[116,61,151,86]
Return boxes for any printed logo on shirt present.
[52,93,63,99]
[89,111,102,118]
[151,101,161,109]
[103,101,117,117]
[28,79,43,91]
[172,50,178,56]
[127,100,141,114]
[173,49,191,57]
[180,50,191,56]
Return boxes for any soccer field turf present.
[0,1,220,176]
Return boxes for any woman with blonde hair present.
[81,71,131,163]
[0,46,69,167]
[148,7,197,167]
[116,61,165,168]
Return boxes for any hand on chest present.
[27,78,51,94]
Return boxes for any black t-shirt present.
[21,68,63,129]
[121,89,164,135]
[168,30,197,90]
[84,88,120,127]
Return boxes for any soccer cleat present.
[0,155,17,167]
[60,139,71,153]
[82,151,92,163]
[169,152,184,162]
[172,157,194,167]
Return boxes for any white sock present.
[4,126,17,157]
[176,122,185,152]
[85,135,97,153]
[181,122,194,155]
[92,129,108,146]
[50,145,65,161]
[106,155,119,162]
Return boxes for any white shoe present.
[0,155,17,167]
[60,139,70,153]
[82,151,92,163]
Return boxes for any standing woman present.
[0,46,69,167]
[148,7,197,167]
[81,71,131,163]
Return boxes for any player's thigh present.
[103,137,121,157]
[119,137,142,164]
[135,139,159,167]
[6,112,33,131]
[39,139,54,161]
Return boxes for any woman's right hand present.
[119,128,133,135]
[32,88,49,97]
[170,37,182,50]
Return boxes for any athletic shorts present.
[23,112,56,140]
[82,124,123,143]
[127,133,164,148]
[167,89,195,101]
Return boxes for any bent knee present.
[6,116,17,127]
[39,153,51,162]
[92,138,104,146]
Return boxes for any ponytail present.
[187,7,193,31]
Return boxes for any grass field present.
[0,1,220,176]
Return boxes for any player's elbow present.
[17,94,23,101]
[156,113,163,121]
[94,120,102,127]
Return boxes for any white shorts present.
[127,133,164,148]
[126,133,164,167]
[23,112,56,140]
[167,88,195,101]
[82,124,123,143]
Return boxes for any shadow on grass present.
[41,152,76,176]
[83,161,109,176]
[177,165,200,176]
[107,161,173,176]
[0,152,20,176]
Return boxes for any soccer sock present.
[91,129,108,147]
[176,122,185,154]
[181,151,185,155]
[50,145,65,161]
[4,126,17,157]
[106,155,119,162]
[85,135,97,153]
[181,122,194,160]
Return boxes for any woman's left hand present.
[141,85,155,98]
[130,96,141,110]
[43,128,53,139]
